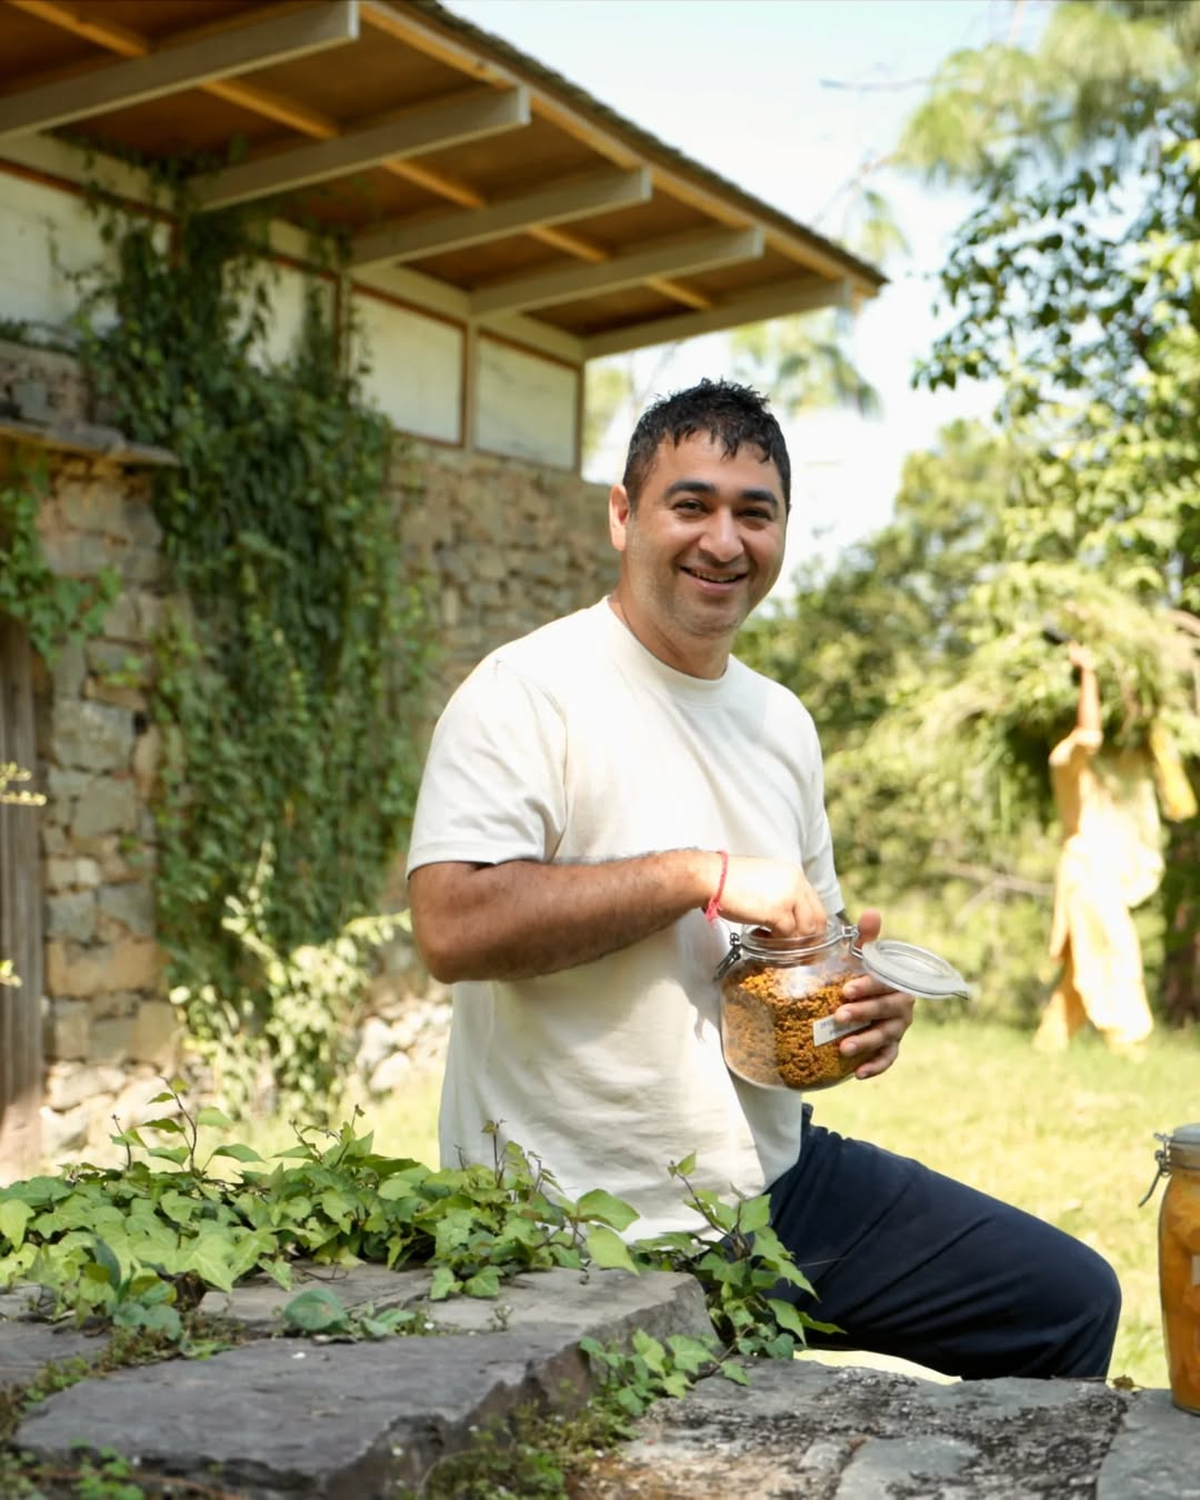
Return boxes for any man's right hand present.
[715,855,829,937]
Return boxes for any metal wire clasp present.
[714,931,742,980]
[1137,1135,1170,1208]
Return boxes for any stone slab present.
[3,1267,1194,1499]
[1098,1386,1200,1500]
[11,1268,713,1497]
[0,1319,105,1392]
[579,1357,1138,1499]
[836,1435,978,1499]
[198,1264,713,1345]
[16,1326,592,1497]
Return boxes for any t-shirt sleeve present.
[406,656,567,875]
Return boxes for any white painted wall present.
[0,173,122,333]
[475,336,578,469]
[0,169,583,470]
[352,292,463,445]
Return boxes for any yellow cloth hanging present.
[1034,726,1160,1052]
[1148,719,1198,822]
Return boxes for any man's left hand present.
[834,907,915,1081]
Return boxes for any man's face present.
[608,431,787,677]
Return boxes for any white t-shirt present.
[406,599,843,1239]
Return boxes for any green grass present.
[237,1018,1190,1391]
[807,1016,1198,1390]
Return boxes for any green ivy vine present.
[0,463,119,662]
[71,188,435,1117]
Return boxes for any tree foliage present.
[746,2,1200,1021]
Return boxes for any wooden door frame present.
[0,616,44,1179]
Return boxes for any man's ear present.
[609,483,632,552]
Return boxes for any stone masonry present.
[0,340,616,1171]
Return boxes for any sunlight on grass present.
[212,1065,444,1172]
[810,1016,1198,1391]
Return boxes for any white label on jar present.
[813,1016,871,1047]
[1192,1254,1200,1288]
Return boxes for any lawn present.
[805,1016,1197,1391]
[284,1016,1191,1392]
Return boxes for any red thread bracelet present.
[704,849,729,924]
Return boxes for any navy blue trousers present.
[766,1109,1121,1380]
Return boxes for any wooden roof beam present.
[350,166,650,268]
[582,276,850,358]
[470,226,763,318]
[5,0,721,314]
[191,85,531,210]
[0,1,359,138]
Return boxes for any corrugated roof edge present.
[397,0,889,292]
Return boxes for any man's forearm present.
[409,850,721,982]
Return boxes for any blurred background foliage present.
[738,0,1200,1030]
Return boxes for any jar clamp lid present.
[715,924,970,1000]
[855,939,970,1000]
[1139,1122,1200,1205]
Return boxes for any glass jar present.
[715,918,968,1092]
[1146,1124,1200,1415]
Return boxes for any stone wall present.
[399,438,614,706]
[25,450,177,1160]
[0,343,617,1167]
[353,440,615,1090]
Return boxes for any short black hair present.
[621,378,791,511]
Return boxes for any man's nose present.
[699,508,742,563]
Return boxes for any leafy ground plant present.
[0,1095,828,1497]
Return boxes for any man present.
[408,379,1120,1380]
[1034,640,1160,1053]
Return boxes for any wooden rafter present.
[0,1,359,138]
[350,167,650,268]
[360,0,873,294]
[193,86,532,210]
[3,0,708,312]
[582,275,848,358]
[470,227,764,318]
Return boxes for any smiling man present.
[406,379,1120,1381]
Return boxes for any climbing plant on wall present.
[72,192,434,1116]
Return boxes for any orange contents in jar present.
[1160,1167,1200,1414]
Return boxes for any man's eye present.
[742,508,773,522]
[675,499,704,513]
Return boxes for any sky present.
[443,0,1050,589]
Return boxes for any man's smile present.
[681,565,748,585]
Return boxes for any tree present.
[891,0,1200,1020]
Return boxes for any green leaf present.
[720,1362,751,1386]
[576,1189,640,1233]
[737,1195,772,1235]
[209,1144,264,1164]
[585,1225,637,1274]
[766,1297,812,1340]
[0,1200,33,1249]
[147,1146,190,1166]
[196,1107,234,1129]
[185,1239,237,1294]
[91,1238,122,1288]
[632,1329,666,1372]
[666,1334,717,1374]
[429,1266,460,1302]
[282,1287,350,1333]
[463,1268,502,1299]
